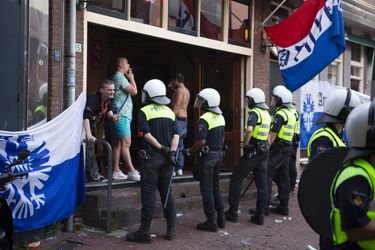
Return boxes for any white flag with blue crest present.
[0,93,86,232]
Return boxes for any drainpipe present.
[65,0,76,232]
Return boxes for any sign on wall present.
[300,81,336,149]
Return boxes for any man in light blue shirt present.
[111,57,140,181]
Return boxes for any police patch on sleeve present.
[350,190,368,208]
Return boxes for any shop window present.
[200,0,223,41]
[168,0,197,35]
[229,0,251,47]
[27,1,49,128]
[131,0,162,27]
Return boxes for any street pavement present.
[34,189,319,250]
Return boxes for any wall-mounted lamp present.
[261,39,274,54]
[260,29,274,54]
[76,0,96,10]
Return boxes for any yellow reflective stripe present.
[201,112,225,130]
[276,108,296,142]
[306,127,345,157]
[141,104,175,121]
[330,160,375,248]
[252,108,271,141]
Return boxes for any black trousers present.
[267,143,293,207]
[197,151,224,223]
[139,152,176,234]
[228,149,268,213]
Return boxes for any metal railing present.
[84,139,113,233]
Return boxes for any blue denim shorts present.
[113,116,132,137]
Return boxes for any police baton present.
[164,152,178,209]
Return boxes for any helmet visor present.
[194,96,203,109]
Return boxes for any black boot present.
[126,230,151,244]
[164,227,176,241]
[270,206,289,216]
[250,214,264,225]
[224,209,238,223]
[249,208,270,216]
[217,210,225,229]
[196,221,218,232]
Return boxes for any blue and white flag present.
[264,0,346,92]
[0,93,86,232]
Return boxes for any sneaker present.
[127,170,141,181]
[112,171,127,180]
[176,169,183,176]
[126,230,151,244]
[173,171,176,177]
[91,175,107,182]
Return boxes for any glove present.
[169,150,177,165]
[159,145,171,157]
[184,148,192,157]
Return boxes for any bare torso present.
[171,85,190,118]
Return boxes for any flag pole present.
[257,0,287,30]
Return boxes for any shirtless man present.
[169,73,190,176]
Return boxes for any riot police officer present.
[267,85,296,216]
[186,88,226,232]
[225,88,270,225]
[307,88,360,249]
[126,79,179,243]
[307,88,360,160]
[329,100,375,249]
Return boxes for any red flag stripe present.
[264,0,326,48]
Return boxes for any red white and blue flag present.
[264,0,346,92]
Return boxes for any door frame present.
[194,54,242,169]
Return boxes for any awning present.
[346,33,375,48]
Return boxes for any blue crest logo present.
[0,134,51,219]
[302,94,315,132]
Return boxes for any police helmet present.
[315,88,360,125]
[343,100,375,162]
[245,88,269,109]
[194,88,222,114]
[272,85,294,108]
[142,79,170,105]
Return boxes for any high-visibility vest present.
[307,127,346,157]
[293,109,300,135]
[274,108,296,142]
[330,159,375,249]
[200,111,225,130]
[248,107,271,141]
[140,103,175,121]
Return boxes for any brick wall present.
[49,2,84,118]
[253,0,271,104]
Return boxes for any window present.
[350,42,364,92]
[327,55,343,86]
[92,0,125,13]
[200,0,223,40]
[28,1,49,127]
[229,0,251,47]
[131,0,162,27]
[169,0,197,35]
[88,0,127,19]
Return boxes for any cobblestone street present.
[36,190,319,250]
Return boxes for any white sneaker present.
[177,169,183,176]
[127,170,141,181]
[112,171,127,180]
